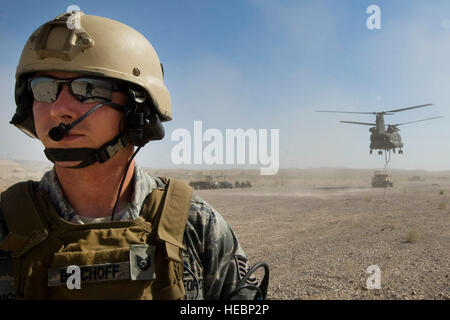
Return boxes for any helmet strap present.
[44,134,129,169]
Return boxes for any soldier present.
[0,11,259,300]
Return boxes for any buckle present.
[105,138,126,158]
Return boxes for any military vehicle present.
[317,104,442,155]
[189,176,217,190]
[189,175,234,190]
[219,181,233,189]
[216,176,234,189]
[235,180,252,188]
[371,171,394,188]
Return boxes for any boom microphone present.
[49,123,73,141]
[48,102,126,141]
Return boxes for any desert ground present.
[1,160,449,300]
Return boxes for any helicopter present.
[317,104,443,155]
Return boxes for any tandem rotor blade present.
[389,116,444,126]
[317,103,434,115]
[316,110,375,114]
[340,121,376,126]
[384,104,433,113]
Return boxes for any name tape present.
[48,261,130,287]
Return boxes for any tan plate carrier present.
[0,178,192,299]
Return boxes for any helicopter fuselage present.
[369,129,403,151]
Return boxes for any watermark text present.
[171,121,279,175]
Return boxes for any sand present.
[1,162,448,299]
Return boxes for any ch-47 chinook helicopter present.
[317,104,443,155]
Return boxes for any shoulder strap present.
[0,181,48,257]
[141,177,192,262]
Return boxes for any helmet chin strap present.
[44,134,129,169]
[43,98,133,169]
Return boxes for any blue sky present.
[0,0,449,171]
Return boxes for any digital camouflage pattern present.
[0,165,256,300]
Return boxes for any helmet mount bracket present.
[32,13,94,61]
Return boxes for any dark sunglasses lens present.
[29,78,59,103]
[71,78,114,103]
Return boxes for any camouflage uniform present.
[0,165,255,300]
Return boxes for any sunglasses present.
[28,76,126,104]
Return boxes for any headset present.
[45,86,164,163]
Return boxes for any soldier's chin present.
[54,161,84,169]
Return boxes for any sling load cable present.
[383,149,392,200]
[384,149,392,174]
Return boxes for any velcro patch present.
[48,262,130,286]
[129,244,156,281]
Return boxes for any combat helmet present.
[12,11,171,140]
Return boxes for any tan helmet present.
[12,11,171,138]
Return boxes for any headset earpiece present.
[124,88,165,146]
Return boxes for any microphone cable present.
[183,262,200,300]
[49,102,126,141]
[225,261,270,300]
[110,146,141,221]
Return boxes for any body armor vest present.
[0,178,192,300]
